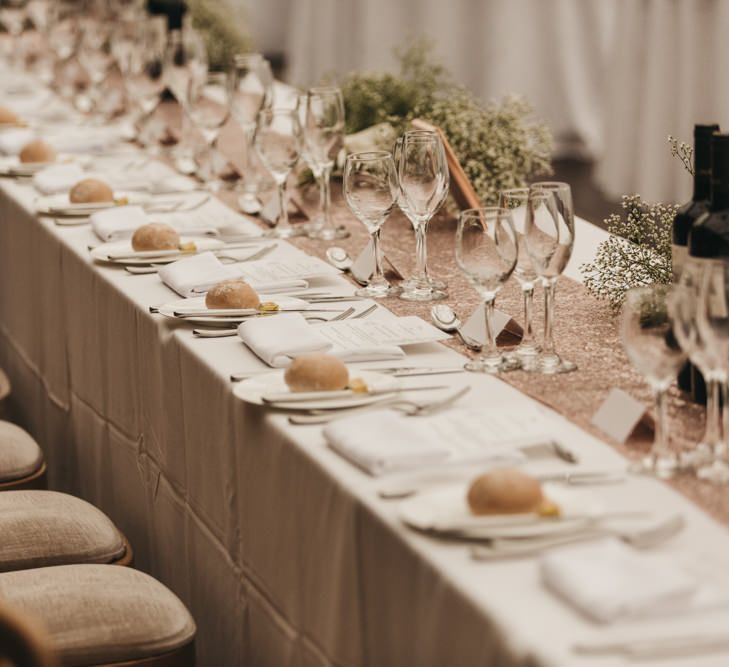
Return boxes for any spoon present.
[430,305,482,351]
[325,246,368,286]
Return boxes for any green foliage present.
[337,40,553,204]
[187,0,251,71]
[580,195,678,311]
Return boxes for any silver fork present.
[288,387,471,425]
[352,304,378,319]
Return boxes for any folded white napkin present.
[48,127,123,155]
[90,205,149,241]
[237,312,405,367]
[0,128,35,155]
[158,252,241,298]
[33,163,86,194]
[325,410,451,475]
[541,538,700,623]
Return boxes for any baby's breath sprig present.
[668,135,694,175]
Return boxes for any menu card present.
[238,256,339,283]
[319,316,450,351]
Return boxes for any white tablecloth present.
[1,100,729,667]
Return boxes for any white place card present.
[461,303,524,345]
[350,238,404,284]
[238,256,338,283]
[319,316,450,351]
[592,388,651,444]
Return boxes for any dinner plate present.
[0,155,87,177]
[233,369,400,410]
[398,483,606,539]
[89,237,225,264]
[156,295,311,326]
[35,191,151,216]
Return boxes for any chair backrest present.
[0,602,57,667]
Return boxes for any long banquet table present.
[2,92,729,667]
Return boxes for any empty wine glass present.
[186,71,230,189]
[343,151,401,298]
[621,285,687,478]
[304,86,348,240]
[254,108,303,238]
[525,182,576,374]
[229,52,272,214]
[669,261,727,468]
[456,208,519,373]
[499,188,540,365]
[396,130,449,301]
[695,260,729,483]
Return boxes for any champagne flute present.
[499,188,540,365]
[186,71,230,190]
[669,261,727,468]
[397,130,449,301]
[525,182,576,374]
[343,151,401,298]
[229,53,272,214]
[304,86,349,240]
[695,260,729,483]
[254,108,303,238]
[456,208,519,373]
[621,285,687,478]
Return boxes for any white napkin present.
[33,163,86,194]
[324,410,451,475]
[111,173,197,195]
[541,538,701,623]
[238,313,405,367]
[90,205,149,241]
[158,252,242,298]
[48,126,123,155]
[0,128,35,155]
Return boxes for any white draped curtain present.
[243,0,729,205]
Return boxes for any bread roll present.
[19,139,56,164]
[69,178,114,203]
[205,279,260,310]
[284,354,349,393]
[131,223,180,251]
[0,106,19,124]
[467,469,544,516]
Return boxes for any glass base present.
[355,284,402,299]
[697,459,729,483]
[307,224,350,241]
[535,352,577,375]
[238,193,262,215]
[629,453,680,479]
[464,355,521,374]
[399,285,447,302]
[265,226,304,239]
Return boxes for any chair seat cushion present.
[0,421,43,483]
[0,564,196,665]
[0,491,126,571]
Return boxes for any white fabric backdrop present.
[245,0,729,204]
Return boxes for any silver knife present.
[173,307,343,318]
[261,384,450,404]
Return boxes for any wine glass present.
[186,71,230,189]
[229,52,272,214]
[621,285,687,478]
[669,261,727,468]
[499,188,540,366]
[254,108,303,238]
[456,208,519,373]
[525,182,576,374]
[343,151,401,298]
[304,86,349,240]
[396,130,449,301]
[0,0,29,66]
[694,260,729,483]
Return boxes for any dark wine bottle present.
[688,131,729,404]
[673,124,719,395]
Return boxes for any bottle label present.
[671,243,688,283]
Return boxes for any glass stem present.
[483,296,498,358]
[702,376,721,449]
[522,285,535,345]
[370,228,387,288]
[276,180,291,233]
[320,164,333,230]
[653,387,670,458]
[413,221,429,286]
[542,279,557,355]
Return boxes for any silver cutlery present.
[173,307,344,319]
[573,631,729,660]
[262,384,450,405]
[229,365,468,383]
[430,304,482,352]
[193,328,239,338]
[326,306,356,322]
[108,240,271,262]
[325,246,368,286]
[288,387,471,425]
[521,440,578,464]
[352,304,378,319]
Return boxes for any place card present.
[259,192,309,226]
[319,316,450,350]
[350,238,405,284]
[592,388,654,444]
[238,256,338,283]
[461,303,524,345]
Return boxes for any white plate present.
[156,295,311,326]
[0,154,88,177]
[35,191,151,216]
[398,483,606,539]
[90,237,225,264]
[234,369,400,410]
